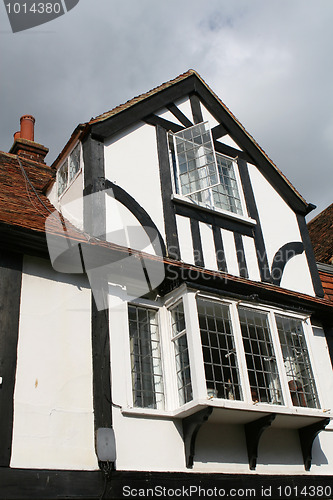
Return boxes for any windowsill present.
[171,194,257,227]
[121,398,331,428]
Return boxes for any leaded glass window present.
[128,305,164,409]
[276,315,319,408]
[171,122,243,215]
[197,298,242,400]
[238,307,283,405]
[170,301,192,405]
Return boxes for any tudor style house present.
[1,71,333,498]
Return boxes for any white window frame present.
[57,142,82,198]
[122,287,328,421]
[169,122,248,218]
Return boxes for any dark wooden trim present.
[212,225,228,272]
[156,126,180,260]
[91,74,308,214]
[82,133,113,456]
[82,135,106,238]
[211,123,228,140]
[92,76,196,138]
[214,140,251,163]
[245,414,276,470]
[174,201,255,237]
[1,468,332,499]
[144,114,184,134]
[104,180,166,257]
[296,214,324,297]
[234,232,249,279]
[166,103,193,128]
[189,93,203,124]
[182,407,213,468]
[191,79,309,214]
[0,251,23,467]
[271,242,304,286]
[91,288,112,431]
[0,223,48,259]
[190,219,204,267]
[298,418,330,471]
[237,159,271,282]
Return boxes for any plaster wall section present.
[108,287,186,472]
[11,256,97,471]
[104,122,166,244]
[248,164,314,296]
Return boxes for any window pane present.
[57,161,68,196]
[276,315,319,409]
[214,154,243,215]
[197,298,242,401]
[171,301,193,405]
[173,122,219,199]
[238,307,283,405]
[69,144,81,181]
[128,305,164,409]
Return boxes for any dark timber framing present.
[104,180,166,257]
[182,407,213,468]
[190,218,204,267]
[90,72,310,215]
[174,201,255,237]
[166,103,193,128]
[212,225,228,272]
[234,232,249,279]
[296,214,324,297]
[271,242,305,286]
[1,468,332,499]
[156,125,180,260]
[0,251,23,466]
[189,93,203,124]
[82,135,113,450]
[237,158,271,282]
[298,418,330,471]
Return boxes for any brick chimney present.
[10,115,49,163]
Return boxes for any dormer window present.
[57,143,81,197]
[170,122,244,216]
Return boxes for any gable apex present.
[53,70,311,215]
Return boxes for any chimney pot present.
[14,131,21,141]
[20,115,35,141]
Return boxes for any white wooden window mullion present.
[229,302,252,404]
[183,290,207,400]
[268,311,293,408]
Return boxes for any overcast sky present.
[1,0,332,220]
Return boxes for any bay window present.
[126,292,321,415]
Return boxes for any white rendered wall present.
[199,222,218,271]
[11,256,97,470]
[248,164,314,296]
[104,122,165,243]
[176,215,195,265]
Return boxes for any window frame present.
[57,142,82,199]
[123,288,325,421]
[169,122,247,218]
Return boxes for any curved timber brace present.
[245,414,276,470]
[182,407,213,468]
[298,418,330,471]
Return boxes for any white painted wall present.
[221,229,239,276]
[199,222,218,271]
[243,235,261,281]
[104,122,166,244]
[11,256,97,470]
[248,163,315,296]
[176,215,195,265]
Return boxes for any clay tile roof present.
[319,270,333,305]
[0,151,55,233]
[308,203,333,265]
